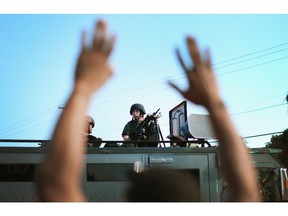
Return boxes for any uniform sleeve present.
[122,123,129,136]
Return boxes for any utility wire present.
[1,115,59,139]
[243,131,284,139]
[94,43,288,100]
[2,42,288,135]
[231,103,286,116]
[212,42,288,66]
[210,131,284,144]
[229,93,286,106]
[0,107,58,135]
[213,48,288,70]
[219,55,288,76]
[93,52,288,102]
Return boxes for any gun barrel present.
[153,108,160,115]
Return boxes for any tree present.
[266,129,288,169]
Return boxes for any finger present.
[81,30,88,51]
[203,48,212,71]
[187,36,202,71]
[167,81,184,96]
[102,34,116,57]
[93,20,107,51]
[175,48,189,75]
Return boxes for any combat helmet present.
[86,115,95,128]
[130,103,146,115]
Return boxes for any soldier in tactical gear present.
[122,103,158,147]
[85,115,102,147]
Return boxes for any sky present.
[0,2,287,148]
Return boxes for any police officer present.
[85,115,102,147]
[122,103,157,147]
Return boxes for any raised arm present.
[37,20,115,201]
[168,36,260,201]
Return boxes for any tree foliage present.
[266,129,288,168]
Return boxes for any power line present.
[0,107,58,135]
[95,50,288,104]
[3,42,288,136]
[231,103,286,116]
[213,42,288,66]
[243,131,284,139]
[93,42,288,100]
[219,55,288,76]
[1,115,59,139]
[229,93,286,106]
[210,131,284,144]
[213,47,288,70]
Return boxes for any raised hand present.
[169,36,260,201]
[38,19,116,202]
[75,20,116,96]
[168,36,220,111]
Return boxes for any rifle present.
[137,108,162,140]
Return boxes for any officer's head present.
[86,115,95,134]
[130,103,146,116]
